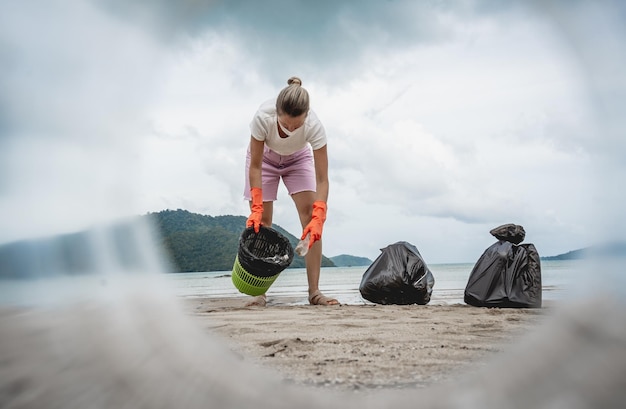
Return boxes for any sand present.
[184,296,550,391]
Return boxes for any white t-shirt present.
[249,99,327,155]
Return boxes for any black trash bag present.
[359,241,435,305]
[464,240,542,308]
[237,227,294,277]
[489,223,526,245]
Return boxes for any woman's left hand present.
[302,201,327,248]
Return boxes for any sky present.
[1,0,625,264]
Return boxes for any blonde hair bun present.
[287,76,302,86]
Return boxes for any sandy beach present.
[3,288,625,409]
[184,296,550,391]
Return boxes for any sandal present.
[308,290,339,306]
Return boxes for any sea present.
[166,259,587,306]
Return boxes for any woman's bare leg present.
[291,192,338,305]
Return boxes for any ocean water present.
[166,259,586,306]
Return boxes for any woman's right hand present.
[246,187,263,233]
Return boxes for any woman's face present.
[277,113,307,132]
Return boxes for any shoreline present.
[184,296,552,391]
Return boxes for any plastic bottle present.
[295,233,310,257]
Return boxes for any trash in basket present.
[232,226,294,296]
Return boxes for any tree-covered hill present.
[329,254,372,267]
[146,209,335,272]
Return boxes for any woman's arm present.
[249,137,264,189]
[312,145,329,202]
[301,144,329,248]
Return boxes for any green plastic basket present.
[231,227,293,296]
[231,255,281,296]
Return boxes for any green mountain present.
[147,209,336,272]
[330,254,372,267]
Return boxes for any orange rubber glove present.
[246,187,263,233]
[302,201,327,249]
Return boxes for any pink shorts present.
[244,146,316,201]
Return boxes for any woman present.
[244,76,338,307]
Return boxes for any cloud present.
[0,0,168,240]
[96,0,526,84]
